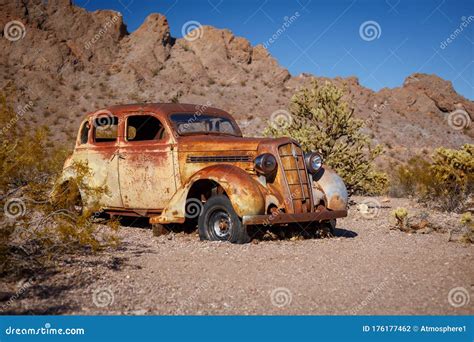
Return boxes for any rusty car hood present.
[177,135,296,152]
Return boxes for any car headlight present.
[304,152,323,174]
[254,153,277,175]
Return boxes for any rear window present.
[94,115,118,143]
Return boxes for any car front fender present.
[311,167,348,211]
[153,164,266,224]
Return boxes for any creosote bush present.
[0,92,119,277]
[391,144,473,212]
[264,80,388,195]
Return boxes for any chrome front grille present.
[278,143,312,213]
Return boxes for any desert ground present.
[1,196,472,315]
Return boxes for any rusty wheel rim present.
[210,210,232,239]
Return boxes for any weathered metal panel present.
[118,142,176,210]
[69,131,123,209]
[312,167,348,211]
[151,164,267,224]
[242,208,347,225]
[63,103,348,226]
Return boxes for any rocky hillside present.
[0,0,472,161]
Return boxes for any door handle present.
[110,152,126,161]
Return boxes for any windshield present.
[170,113,240,136]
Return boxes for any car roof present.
[85,103,234,120]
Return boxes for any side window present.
[94,115,118,143]
[126,115,166,142]
[213,119,234,134]
[79,121,90,144]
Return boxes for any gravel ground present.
[1,196,473,315]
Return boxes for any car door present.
[79,112,123,209]
[118,113,177,211]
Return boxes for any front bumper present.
[242,208,348,226]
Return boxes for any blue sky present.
[79,0,474,99]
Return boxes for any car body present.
[55,103,348,243]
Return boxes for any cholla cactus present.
[392,207,409,231]
[460,212,474,244]
[431,144,473,187]
[265,80,388,195]
[460,212,472,225]
[429,144,473,211]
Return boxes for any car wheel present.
[320,219,336,237]
[198,195,249,244]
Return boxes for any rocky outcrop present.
[0,0,472,158]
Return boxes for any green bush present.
[0,92,119,277]
[460,212,474,244]
[389,156,433,198]
[391,207,409,231]
[391,144,473,212]
[264,80,388,195]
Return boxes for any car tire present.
[320,219,336,237]
[198,195,249,244]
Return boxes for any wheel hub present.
[211,211,232,238]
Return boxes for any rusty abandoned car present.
[54,103,348,244]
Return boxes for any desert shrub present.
[392,207,409,231]
[391,144,473,212]
[389,156,433,198]
[0,92,119,277]
[460,212,474,244]
[264,80,388,195]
